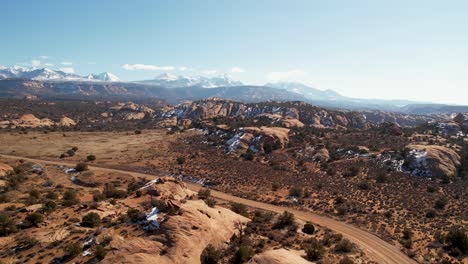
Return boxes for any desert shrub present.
[46,191,58,200]
[127,208,146,222]
[134,130,142,135]
[95,244,107,260]
[29,189,41,199]
[402,228,413,240]
[0,213,17,236]
[42,200,57,213]
[103,183,126,199]
[288,186,302,197]
[232,245,254,264]
[271,182,280,191]
[327,166,337,176]
[242,150,255,161]
[303,238,325,261]
[344,166,360,177]
[0,193,9,203]
[252,210,273,223]
[62,189,80,206]
[200,244,221,264]
[434,197,448,210]
[336,204,348,216]
[445,227,468,254]
[273,211,295,229]
[425,209,437,218]
[198,188,211,199]
[24,212,44,227]
[16,235,38,249]
[75,162,88,172]
[230,203,249,217]
[5,171,26,190]
[71,146,79,152]
[176,156,185,165]
[127,178,146,193]
[302,222,315,234]
[93,191,105,202]
[81,212,101,228]
[86,154,96,161]
[339,256,354,264]
[117,214,129,224]
[65,242,82,257]
[357,181,370,190]
[427,186,436,193]
[376,173,388,183]
[66,149,75,157]
[205,197,216,208]
[334,238,354,253]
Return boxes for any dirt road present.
[0,154,416,264]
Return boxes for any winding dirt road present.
[0,154,417,264]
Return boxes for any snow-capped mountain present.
[265,81,345,101]
[86,72,121,82]
[140,73,243,88]
[0,66,120,82]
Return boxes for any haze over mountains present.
[0,66,466,114]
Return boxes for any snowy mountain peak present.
[266,81,345,101]
[87,72,121,82]
[143,73,243,88]
[0,66,121,82]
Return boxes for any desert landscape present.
[1,1,468,263]
[0,98,466,264]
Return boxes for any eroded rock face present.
[157,99,435,129]
[405,145,461,178]
[0,162,13,177]
[103,177,249,264]
[3,114,76,128]
[107,102,155,120]
[226,126,290,154]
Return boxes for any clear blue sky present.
[1,0,467,104]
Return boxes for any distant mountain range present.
[139,73,243,88]
[0,66,466,114]
[0,66,120,82]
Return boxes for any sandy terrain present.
[0,154,416,264]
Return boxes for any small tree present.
[81,212,101,228]
[288,186,302,197]
[334,238,354,253]
[24,212,44,227]
[232,245,254,264]
[127,208,146,222]
[273,211,295,229]
[65,242,82,257]
[230,203,248,217]
[75,162,88,172]
[200,244,220,264]
[198,188,211,199]
[62,189,80,206]
[303,238,324,261]
[95,244,107,261]
[42,200,57,213]
[176,156,185,165]
[0,213,17,236]
[445,227,468,254]
[302,222,315,234]
[434,197,448,210]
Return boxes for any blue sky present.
[1,0,467,104]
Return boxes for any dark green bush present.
[302,222,315,234]
[200,244,220,264]
[81,212,101,228]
